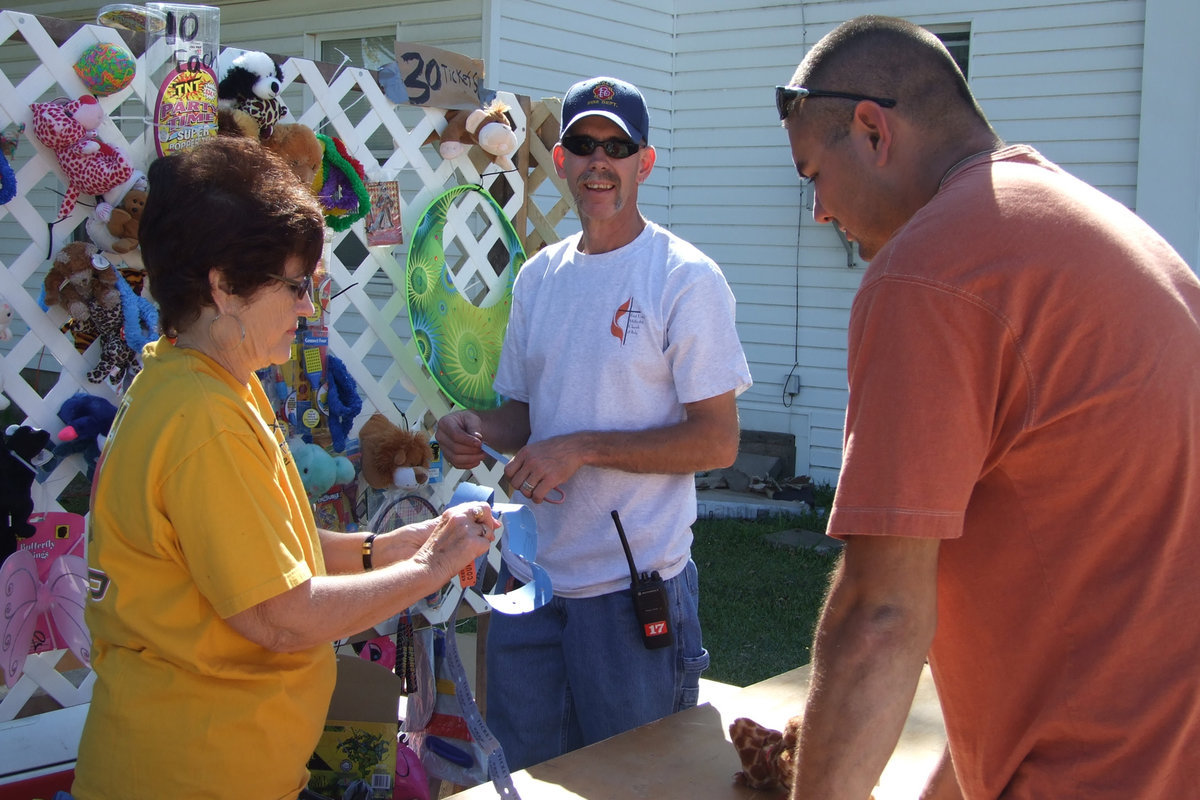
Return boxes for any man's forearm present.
[572,390,740,475]
[790,536,940,799]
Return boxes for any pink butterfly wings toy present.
[0,549,90,687]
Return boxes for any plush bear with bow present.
[29,95,134,219]
[432,99,519,171]
[86,170,148,270]
[357,413,434,490]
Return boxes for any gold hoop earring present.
[209,313,246,352]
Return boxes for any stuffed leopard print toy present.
[85,292,139,385]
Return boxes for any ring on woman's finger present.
[521,481,535,493]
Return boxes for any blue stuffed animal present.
[324,353,361,453]
[290,438,354,499]
[38,392,118,483]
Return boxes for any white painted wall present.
[10,0,1197,485]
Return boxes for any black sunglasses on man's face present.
[560,134,642,160]
[775,85,898,120]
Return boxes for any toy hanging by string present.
[116,268,159,354]
[405,184,526,410]
[312,133,370,231]
[323,353,361,453]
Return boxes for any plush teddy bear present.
[218,50,287,140]
[262,122,323,188]
[357,413,434,490]
[433,99,520,171]
[29,95,134,219]
[105,185,146,253]
[43,241,120,323]
[0,424,52,563]
[291,438,355,499]
[86,170,148,269]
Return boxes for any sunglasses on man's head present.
[560,135,642,160]
[269,272,313,300]
[775,85,898,120]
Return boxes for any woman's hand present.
[413,502,499,582]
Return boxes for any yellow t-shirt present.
[73,338,336,800]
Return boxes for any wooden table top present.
[447,663,946,799]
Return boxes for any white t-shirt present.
[494,221,751,596]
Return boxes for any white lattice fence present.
[0,10,569,726]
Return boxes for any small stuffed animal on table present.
[729,716,801,796]
[357,413,434,490]
[729,716,877,799]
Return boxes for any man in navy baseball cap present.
[438,71,750,774]
[560,76,650,144]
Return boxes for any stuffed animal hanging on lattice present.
[29,95,133,221]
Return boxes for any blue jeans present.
[485,559,709,771]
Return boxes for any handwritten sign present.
[147,3,220,157]
[392,41,484,109]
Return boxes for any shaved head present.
[786,16,992,146]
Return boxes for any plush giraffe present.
[729,716,801,794]
[729,716,878,798]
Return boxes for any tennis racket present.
[368,493,438,532]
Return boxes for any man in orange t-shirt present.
[777,15,1200,800]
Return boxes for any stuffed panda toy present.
[218,50,287,139]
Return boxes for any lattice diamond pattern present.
[0,10,574,719]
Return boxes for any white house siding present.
[651,0,1167,485]
[499,0,1183,484]
[492,0,674,227]
[1136,0,1200,270]
[9,0,1196,486]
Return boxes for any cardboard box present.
[307,655,404,799]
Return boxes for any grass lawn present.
[693,487,840,687]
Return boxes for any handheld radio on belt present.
[610,510,673,650]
